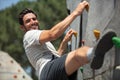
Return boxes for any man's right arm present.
[39,1,89,44]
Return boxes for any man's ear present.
[20,25,26,32]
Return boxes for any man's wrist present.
[72,11,79,17]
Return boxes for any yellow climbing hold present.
[73,32,78,37]
[85,4,89,12]
[93,29,100,40]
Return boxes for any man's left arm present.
[57,29,77,56]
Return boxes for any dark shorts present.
[40,54,77,80]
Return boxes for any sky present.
[0,0,19,10]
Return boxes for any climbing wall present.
[66,0,88,50]
[0,51,33,80]
[66,0,89,80]
[66,0,120,80]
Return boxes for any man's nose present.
[30,19,34,23]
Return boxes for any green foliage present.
[0,0,67,79]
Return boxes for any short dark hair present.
[18,8,37,25]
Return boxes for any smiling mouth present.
[31,25,38,29]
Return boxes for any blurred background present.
[0,0,68,80]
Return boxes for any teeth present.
[32,26,37,27]
[31,25,38,29]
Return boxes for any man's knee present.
[74,46,90,64]
[75,46,90,57]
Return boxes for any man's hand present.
[63,29,77,42]
[73,1,89,16]
[57,29,77,56]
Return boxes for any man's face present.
[22,13,39,31]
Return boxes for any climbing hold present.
[23,75,26,79]
[73,32,78,37]
[80,67,83,73]
[18,69,21,72]
[73,32,78,49]
[82,40,85,45]
[10,60,14,64]
[93,29,100,40]
[112,37,120,48]
[13,75,17,78]
[85,4,89,12]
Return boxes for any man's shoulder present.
[26,30,42,34]
[23,30,43,46]
[24,30,41,37]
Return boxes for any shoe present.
[91,29,116,69]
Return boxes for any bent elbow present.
[50,33,59,40]
[49,31,59,41]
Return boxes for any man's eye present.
[26,19,30,23]
[33,18,37,21]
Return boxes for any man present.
[19,1,116,80]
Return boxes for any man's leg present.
[65,46,90,76]
[65,29,116,76]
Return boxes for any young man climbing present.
[18,1,116,80]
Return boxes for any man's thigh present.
[40,54,68,80]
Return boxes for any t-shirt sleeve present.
[24,30,42,46]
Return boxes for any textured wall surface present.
[0,51,33,80]
[66,0,120,80]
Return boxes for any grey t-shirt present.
[23,30,60,77]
